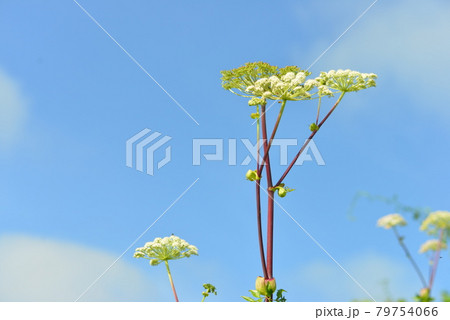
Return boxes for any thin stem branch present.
[428,228,445,293]
[275,93,345,187]
[315,97,322,125]
[165,260,179,302]
[257,100,286,177]
[392,227,427,288]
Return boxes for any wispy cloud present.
[298,1,450,115]
[0,69,27,148]
[0,234,160,301]
[295,252,418,301]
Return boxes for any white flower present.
[133,235,198,265]
[319,69,377,92]
[262,91,272,98]
[420,211,450,235]
[419,239,447,254]
[268,76,281,86]
[281,72,295,82]
[255,78,269,87]
[377,213,407,229]
[303,79,319,91]
[318,85,333,97]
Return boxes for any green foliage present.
[201,283,217,302]
[275,289,287,302]
[242,289,287,302]
[441,291,450,302]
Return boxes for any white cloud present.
[0,69,28,147]
[298,0,450,115]
[296,252,419,301]
[0,234,161,301]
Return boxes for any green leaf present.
[275,289,287,302]
[241,296,256,302]
[250,290,261,298]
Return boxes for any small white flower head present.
[262,91,273,99]
[318,85,334,97]
[419,239,447,254]
[133,235,198,265]
[420,211,450,235]
[377,213,407,229]
[268,75,281,86]
[319,69,377,93]
[303,79,319,91]
[281,72,295,82]
[255,77,270,87]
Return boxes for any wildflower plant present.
[221,62,377,301]
[377,210,450,301]
[134,235,198,302]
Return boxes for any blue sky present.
[1,0,449,301]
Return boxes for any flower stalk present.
[165,260,179,302]
[428,228,445,293]
[392,226,427,288]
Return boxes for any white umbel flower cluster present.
[245,71,320,103]
[377,213,407,229]
[419,239,447,254]
[420,211,450,235]
[245,69,378,106]
[134,235,198,266]
[318,69,377,93]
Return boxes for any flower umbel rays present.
[377,213,407,229]
[318,69,377,93]
[134,235,198,265]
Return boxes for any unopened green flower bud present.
[255,276,277,296]
[309,123,319,132]
[273,183,294,197]
[419,288,430,299]
[250,112,260,119]
[245,170,260,181]
[277,187,287,197]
